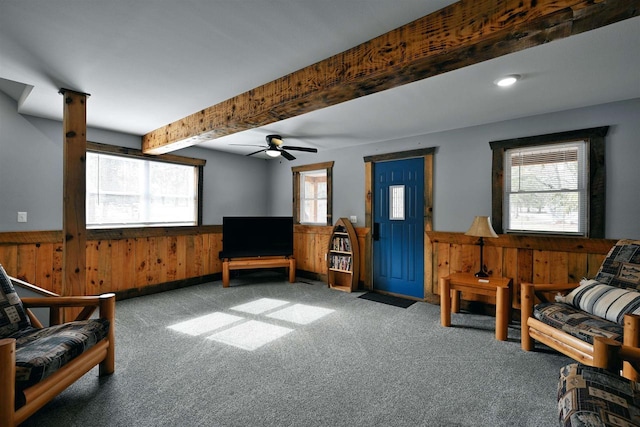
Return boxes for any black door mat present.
[358,292,416,308]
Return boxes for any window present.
[86,142,205,228]
[505,141,586,235]
[490,127,607,237]
[389,185,405,220]
[292,162,334,225]
[300,170,327,224]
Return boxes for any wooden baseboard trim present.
[114,274,221,300]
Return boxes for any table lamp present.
[464,216,498,278]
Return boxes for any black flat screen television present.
[220,216,294,259]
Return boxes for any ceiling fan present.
[242,135,318,161]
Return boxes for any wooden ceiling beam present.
[142,0,638,155]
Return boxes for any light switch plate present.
[17,212,27,223]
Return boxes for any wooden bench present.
[221,256,295,287]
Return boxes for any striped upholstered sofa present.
[0,265,115,426]
[521,239,640,380]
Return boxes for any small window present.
[300,170,327,224]
[86,143,204,228]
[490,127,608,238]
[292,161,334,225]
[389,185,405,220]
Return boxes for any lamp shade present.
[265,149,281,158]
[464,216,498,238]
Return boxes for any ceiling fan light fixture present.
[494,74,521,87]
[265,149,281,158]
[266,134,283,145]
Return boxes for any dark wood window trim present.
[292,161,334,225]
[489,126,608,238]
[87,141,206,226]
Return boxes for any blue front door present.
[373,158,424,299]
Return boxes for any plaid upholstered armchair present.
[558,337,640,426]
[0,265,115,426]
[521,239,640,380]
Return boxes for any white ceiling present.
[1,1,639,158]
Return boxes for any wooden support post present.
[60,89,89,318]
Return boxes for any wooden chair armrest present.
[520,282,578,309]
[521,282,579,293]
[521,282,579,305]
[21,294,112,308]
[21,293,116,325]
[619,346,640,369]
[594,315,640,380]
[594,337,640,371]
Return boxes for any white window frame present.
[292,161,334,226]
[389,185,405,220]
[503,141,587,236]
[299,169,328,225]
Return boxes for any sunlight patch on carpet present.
[266,304,335,325]
[167,312,243,336]
[230,298,290,314]
[167,300,334,350]
[207,320,294,351]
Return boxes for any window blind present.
[504,141,587,235]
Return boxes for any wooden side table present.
[439,272,513,341]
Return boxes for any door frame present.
[363,147,434,300]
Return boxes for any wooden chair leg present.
[99,294,116,376]
[0,338,16,427]
[623,314,640,381]
[520,283,535,351]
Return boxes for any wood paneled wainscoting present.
[0,227,223,298]
[426,231,616,310]
[0,225,370,298]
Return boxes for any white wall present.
[0,91,270,231]
[3,88,638,239]
[268,98,640,240]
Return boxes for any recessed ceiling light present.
[494,74,521,87]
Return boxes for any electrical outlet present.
[17,212,27,223]
[349,215,357,223]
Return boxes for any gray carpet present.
[22,272,569,426]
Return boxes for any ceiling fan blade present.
[246,149,267,157]
[281,145,318,153]
[231,144,267,148]
[281,150,296,161]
